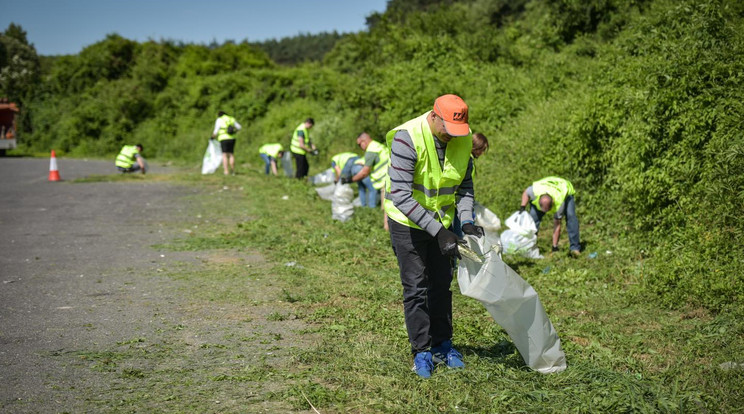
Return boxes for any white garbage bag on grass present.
[315,184,335,201]
[457,235,567,374]
[500,211,543,259]
[310,168,336,186]
[201,139,222,174]
[500,229,542,259]
[331,183,354,222]
[281,151,294,177]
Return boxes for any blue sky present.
[0,0,388,56]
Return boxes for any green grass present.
[62,164,744,412]
[158,166,744,412]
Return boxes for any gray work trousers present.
[388,218,453,354]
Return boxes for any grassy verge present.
[117,164,743,412]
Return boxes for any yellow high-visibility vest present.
[365,140,390,190]
[115,145,139,168]
[290,123,311,155]
[331,152,358,170]
[216,115,237,141]
[384,112,472,229]
[259,143,283,159]
[530,176,575,215]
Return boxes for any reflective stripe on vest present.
[217,115,237,141]
[290,123,310,155]
[530,176,575,215]
[331,152,358,170]
[259,143,283,159]
[115,145,139,168]
[383,112,472,230]
[366,140,390,190]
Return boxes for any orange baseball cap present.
[433,94,470,137]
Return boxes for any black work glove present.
[436,227,463,259]
[519,205,526,213]
[551,245,559,252]
[311,149,319,156]
[462,223,485,238]
[340,177,352,184]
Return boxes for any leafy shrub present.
[15,0,744,311]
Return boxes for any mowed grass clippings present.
[100,168,742,413]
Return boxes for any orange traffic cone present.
[48,150,61,181]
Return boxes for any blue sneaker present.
[412,351,434,378]
[431,340,465,369]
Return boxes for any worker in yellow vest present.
[211,110,241,175]
[258,143,285,176]
[385,94,484,378]
[115,144,146,174]
[340,132,390,208]
[330,152,360,182]
[520,176,581,256]
[290,118,317,179]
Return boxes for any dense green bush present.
[564,0,744,309]
[6,0,743,311]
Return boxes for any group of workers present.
[113,94,581,379]
[258,121,391,209]
[113,110,244,176]
[256,94,582,378]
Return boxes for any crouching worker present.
[520,176,581,256]
[259,143,285,176]
[115,144,146,174]
[340,132,390,208]
[330,152,360,182]
[386,94,484,378]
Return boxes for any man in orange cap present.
[384,94,484,378]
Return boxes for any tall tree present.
[0,23,40,102]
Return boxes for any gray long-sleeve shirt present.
[388,129,474,237]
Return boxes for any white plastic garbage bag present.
[457,235,567,374]
[474,202,502,257]
[281,151,294,177]
[504,210,537,236]
[310,168,336,186]
[315,184,335,201]
[474,202,501,232]
[501,211,543,259]
[201,139,222,174]
[331,182,354,222]
[500,230,542,259]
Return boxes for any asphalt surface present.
[0,157,201,411]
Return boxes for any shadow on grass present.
[459,340,531,371]
[502,256,540,274]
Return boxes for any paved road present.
[0,157,200,411]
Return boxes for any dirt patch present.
[568,336,592,347]
[202,249,264,265]
[680,307,712,321]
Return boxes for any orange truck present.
[0,98,19,155]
